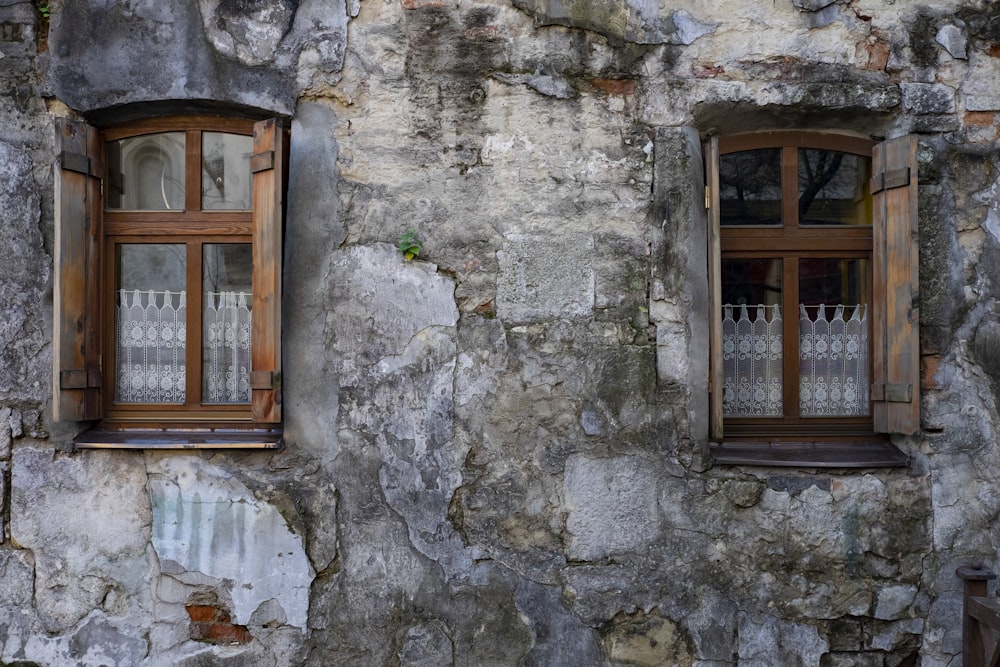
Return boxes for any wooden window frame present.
[54,115,288,448]
[706,132,919,467]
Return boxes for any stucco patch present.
[149,457,313,630]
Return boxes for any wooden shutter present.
[53,118,103,421]
[706,136,724,440]
[249,118,288,423]
[871,134,920,434]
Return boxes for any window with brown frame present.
[53,115,287,448]
[705,132,919,467]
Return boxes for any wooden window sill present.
[74,427,283,450]
[710,440,908,468]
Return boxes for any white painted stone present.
[149,457,314,630]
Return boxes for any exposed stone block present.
[937,22,968,59]
[564,454,660,561]
[496,234,595,324]
[901,83,956,114]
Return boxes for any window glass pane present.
[106,133,185,210]
[798,258,870,417]
[721,259,783,417]
[203,244,253,404]
[798,150,872,226]
[115,244,187,403]
[202,133,253,210]
[719,149,782,226]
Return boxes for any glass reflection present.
[202,133,253,210]
[798,150,872,226]
[106,133,185,210]
[720,149,782,226]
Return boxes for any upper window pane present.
[202,132,253,210]
[106,133,186,210]
[797,149,872,226]
[720,148,782,226]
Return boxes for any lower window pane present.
[798,258,870,416]
[115,244,187,404]
[202,244,253,404]
[721,259,783,417]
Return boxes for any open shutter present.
[871,135,920,434]
[53,118,103,421]
[706,136,724,440]
[249,118,288,423]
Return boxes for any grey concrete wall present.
[2,0,1000,664]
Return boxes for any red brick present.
[187,604,253,645]
[964,112,997,126]
[592,78,636,96]
[185,605,220,623]
[921,354,941,391]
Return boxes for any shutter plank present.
[872,135,920,434]
[706,136,724,440]
[250,118,287,423]
[53,118,103,421]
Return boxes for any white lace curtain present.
[116,290,252,404]
[722,303,869,417]
[722,304,783,417]
[203,291,252,404]
[799,304,869,416]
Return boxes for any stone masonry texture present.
[1,0,1000,664]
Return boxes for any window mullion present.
[782,257,799,418]
[782,146,798,227]
[185,130,200,212]
[186,241,203,406]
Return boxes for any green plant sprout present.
[38,3,51,18]
[398,228,422,260]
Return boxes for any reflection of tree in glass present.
[798,150,845,223]
[719,149,781,225]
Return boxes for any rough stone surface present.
[3,0,1000,665]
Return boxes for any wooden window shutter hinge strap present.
[249,370,280,390]
[870,167,910,194]
[59,151,101,178]
[871,383,912,403]
[60,368,101,389]
[250,150,275,173]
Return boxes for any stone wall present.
[1,0,1000,664]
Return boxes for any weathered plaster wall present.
[2,0,1000,665]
